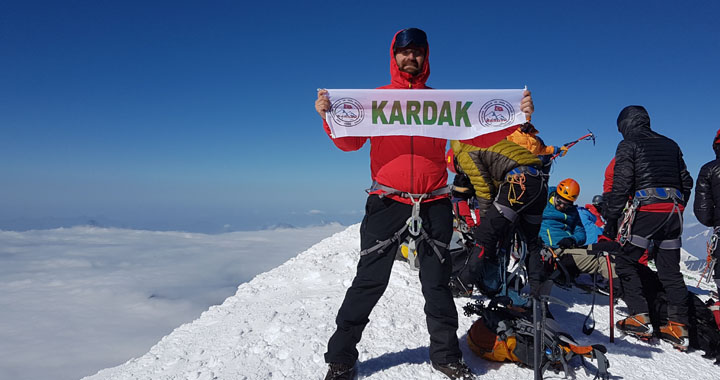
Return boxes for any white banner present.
[325,89,525,139]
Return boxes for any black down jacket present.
[605,106,693,222]
[694,149,720,227]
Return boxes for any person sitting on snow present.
[578,195,605,245]
[540,179,617,286]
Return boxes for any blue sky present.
[1,0,718,231]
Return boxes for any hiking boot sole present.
[660,336,689,352]
[672,343,689,352]
[618,329,654,341]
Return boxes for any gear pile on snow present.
[464,298,611,379]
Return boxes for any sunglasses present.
[555,194,573,208]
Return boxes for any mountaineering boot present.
[323,362,357,380]
[431,361,475,379]
[616,313,653,339]
[659,321,689,351]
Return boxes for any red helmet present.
[445,149,457,174]
[556,178,580,202]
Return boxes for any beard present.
[399,63,420,75]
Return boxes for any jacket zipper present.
[409,82,414,194]
[410,135,415,194]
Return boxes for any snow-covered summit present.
[84,225,719,380]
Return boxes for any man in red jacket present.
[315,28,533,380]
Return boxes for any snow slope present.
[84,224,719,380]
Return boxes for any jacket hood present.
[713,128,720,158]
[389,29,430,88]
[616,105,650,138]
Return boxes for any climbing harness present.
[618,187,684,249]
[494,165,547,224]
[506,172,527,206]
[360,182,451,269]
[617,199,638,246]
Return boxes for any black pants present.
[615,209,689,324]
[325,195,460,365]
[469,174,548,294]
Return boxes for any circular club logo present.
[330,98,364,127]
[478,99,515,128]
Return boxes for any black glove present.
[588,240,621,254]
[602,220,618,240]
[451,188,473,200]
[557,237,575,249]
[452,174,475,200]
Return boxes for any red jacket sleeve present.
[603,157,615,194]
[322,119,368,152]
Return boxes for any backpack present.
[464,298,611,379]
[649,290,720,364]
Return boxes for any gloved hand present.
[559,145,569,157]
[589,240,621,254]
[557,237,575,249]
[603,220,618,240]
[451,173,474,200]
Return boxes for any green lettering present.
[388,101,405,124]
[423,101,437,124]
[406,101,421,125]
[372,100,388,124]
[438,101,454,126]
[455,101,472,127]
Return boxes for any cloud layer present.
[0,224,344,380]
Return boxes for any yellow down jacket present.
[450,138,542,215]
[506,129,556,156]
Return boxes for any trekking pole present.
[532,296,542,380]
[605,252,615,343]
[550,129,596,160]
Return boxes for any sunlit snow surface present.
[82,224,718,380]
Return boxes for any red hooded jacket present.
[322,30,516,204]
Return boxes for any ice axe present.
[551,129,596,160]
